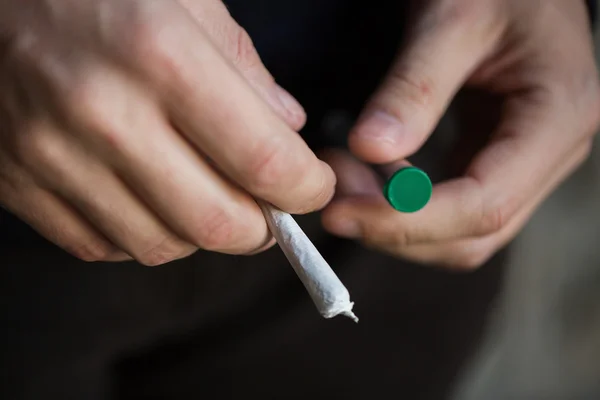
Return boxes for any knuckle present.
[125,2,167,47]
[61,75,110,125]
[130,20,168,61]
[477,204,508,236]
[11,125,58,169]
[294,168,333,215]
[137,236,190,267]
[125,6,182,83]
[231,27,259,69]
[246,139,291,193]
[59,75,128,148]
[190,208,236,251]
[385,67,435,111]
[246,140,333,213]
[302,171,334,213]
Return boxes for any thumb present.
[349,2,503,163]
[179,0,306,131]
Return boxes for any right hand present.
[0,0,335,265]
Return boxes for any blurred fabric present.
[454,11,600,400]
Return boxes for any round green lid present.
[383,167,432,213]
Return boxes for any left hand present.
[321,0,600,270]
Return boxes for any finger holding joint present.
[244,138,335,214]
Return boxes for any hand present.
[322,0,600,269]
[0,0,335,265]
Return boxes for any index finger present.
[119,3,335,214]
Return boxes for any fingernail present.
[353,110,403,145]
[326,216,361,238]
[271,85,305,127]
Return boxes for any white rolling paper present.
[259,201,358,322]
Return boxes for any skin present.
[0,0,336,265]
[0,0,598,271]
[321,0,600,269]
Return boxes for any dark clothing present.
[0,1,595,399]
[1,216,505,400]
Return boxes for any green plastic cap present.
[383,167,432,213]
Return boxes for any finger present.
[178,0,306,130]
[378,159,414,180]
[109,4,335,214]
[51,164,197,267]
[324,95,584,245]
[320,149,418,233]
[11,121,201,266]
[395,140,593,269]
[320,149,382,199]
[349,2,504,163]
[320,148,415,200]
[0,169,129,262]
[47,64,273,255]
